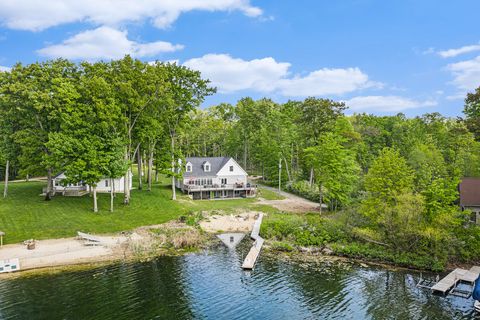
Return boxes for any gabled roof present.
[183,157,231,177]
[459,177,480,207]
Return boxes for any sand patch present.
[199,212,259,233]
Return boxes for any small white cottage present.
[176,157,256,200]
[52,172,133,196]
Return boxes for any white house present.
[51,172,133,196]
[176,157,256,200]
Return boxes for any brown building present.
[459,177,480,223]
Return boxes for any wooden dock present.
[429,267,480,295]
[242,213,264,270]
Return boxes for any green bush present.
[271,241,294,252]
[286,180,320,203]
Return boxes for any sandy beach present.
[0,234,130,273]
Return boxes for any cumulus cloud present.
[344,96,437,113]
[183,54,376,96]
[0,65,10,72]
[438,43,480,58]
[277,68,376,96]
[0,0,262,31]
[37,26,183,60]
[184,54,290,93]
[446,55,480,92]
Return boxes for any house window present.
[186,164,192,172]
[205,165,210,172]
[105,179,109,187]
[229,166,234,172]
[221,178,227,185]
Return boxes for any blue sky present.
[1,0,480,116]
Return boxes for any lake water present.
[0,240,477,320]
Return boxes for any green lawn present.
[0,178,266,244]
[258,188,286,200]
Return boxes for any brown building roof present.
[459,178,480,207]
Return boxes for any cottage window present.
[221,178,227,185]
[229,166,234,172]
[186,164,192,172]
[105,179,109,187]
[205,165,210,172]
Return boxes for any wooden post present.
[3,160,9,198]
[278,158,282,193]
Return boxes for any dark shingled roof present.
[459,178,480,207]
[184,157,231,177]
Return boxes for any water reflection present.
[0,240,477,320]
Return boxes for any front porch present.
[183,184,257,200]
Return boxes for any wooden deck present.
[242,213,264,270]
[430,267,480,295]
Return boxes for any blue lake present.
[0,241,477,319]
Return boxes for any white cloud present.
[438,43,480,58]
[446,55,480,92]
[344,96,437,113]
[277,68,375,96]
[183,54,375,96]
[0,0,262,31]
[0,65,10,72]
[184,54,290,93]
[37,26,183,60]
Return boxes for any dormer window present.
[186,162,192,173]
[203,161,211,172]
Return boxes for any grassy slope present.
[257,188,286,200]
[0,178,267,244]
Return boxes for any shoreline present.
[0,209,469,278]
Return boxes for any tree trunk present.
[283,157,292,182]
[155,167,159,183]
[110,178,114,212]
[243,132,247,170]
[3,160,9,198]
[203,136,207,157]
[319,182,323,214]
[93,186,98,213]
[137,146,143,190]
[123,149,130,205]
[309,168,314,187]
[171,134,177,200]
[45,168,53,201]
[143,154,147,184]
[147,149,153,191]
[278,158,282,192]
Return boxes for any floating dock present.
[418,266,480,296]
[242,213,264,270]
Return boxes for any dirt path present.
[256,185,321,213]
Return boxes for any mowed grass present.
[0,177,264,244]
[258,188,286,200]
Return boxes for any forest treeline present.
[0,56,214,211]
[178,83,480,269]
[1,56,480,269]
